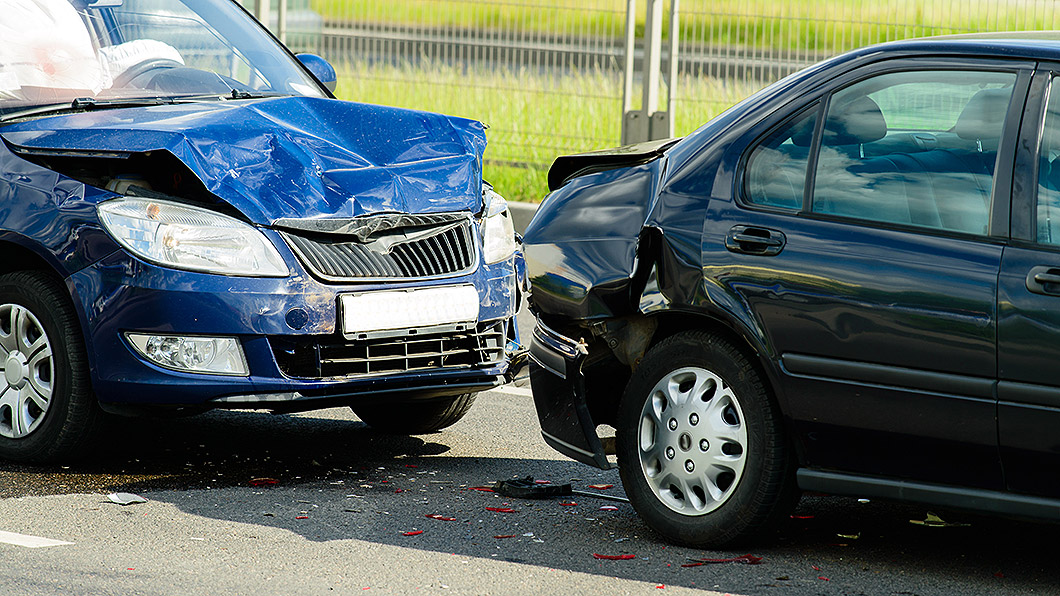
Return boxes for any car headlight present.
[482,186,517,264]
[98,198,289,277]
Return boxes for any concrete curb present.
[508,201,540,235]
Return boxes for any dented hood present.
[0,97,487,224]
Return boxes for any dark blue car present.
[0,0,522,462]
[524,33,1060,546]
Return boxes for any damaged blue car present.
[0,0,522,462]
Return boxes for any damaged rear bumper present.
[529,321,611,469]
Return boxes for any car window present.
[811,70,1016,235]
[743,104,819,209]
[1037,77,1060,245]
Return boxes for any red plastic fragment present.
[425,514,456,521]
[790,515,814,519]
[394,489,406,493]
[588,484,614,490]
[812,565,821,571]
[405,464,418,468]
[559,501,577,507]
[656,586,665,589]
[534,479,551,484]
[249,477,278,487]
[467,487,495,493]
[818,576,830,581]
[593,553,636,560]
[402,530,423,536]
[485,506,516,513]
[493,534,517,539]
[599,505,619,511]
[295,516,308,519]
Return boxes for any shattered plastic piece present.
[790,515,814,520]
[593,553,636,560]
[493,535,517,539]
[534,479,551,484]
[295,516,308,520]
[467,487,496,493]
[599,505,619,511]
[837,532,860,540]
[522,532,534,537]
[909,512,971,527]
[425,514,456,521]
[858,498,871,503]
[485,507,516,513]
[682,554,763,567]
[249,477,278,487]
[559,502,577,507]
[818,576,830,581]
[588,484,614,490]
[402,530,423,536]
[107,492,147,506]
[812,565,821,571]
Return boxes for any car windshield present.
[0,0,325,114]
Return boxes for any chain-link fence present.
[249,1,1060,200]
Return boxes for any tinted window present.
[1037,77,1060,245]
[743,106,818,209]
[812,70,1016,235]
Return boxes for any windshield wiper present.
[0,96,179,123]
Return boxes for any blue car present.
[0,0,522,462]
[524,33,1060,546]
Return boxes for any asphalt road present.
[0,310,1055,595]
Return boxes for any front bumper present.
[529,321,611,469]
[69,246,520,409]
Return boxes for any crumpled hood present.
[0,97,487,224]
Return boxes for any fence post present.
[622,0,678,145]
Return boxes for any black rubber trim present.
[782,353,995,399]
[798,469,1060,520]
[998,380,1060,409]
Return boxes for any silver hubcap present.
[637,366,748,516]
[0,305,53,439]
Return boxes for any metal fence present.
[250,0,1060,199]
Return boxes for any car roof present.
[845,31,1060,62]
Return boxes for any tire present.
[0,271,102,462]
[353,393,477,434]
[616,331,796,547]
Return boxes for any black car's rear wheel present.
[616,331,796,547]
[353,392,477,434]
[0,272,102,462]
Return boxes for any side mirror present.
[296,53,337,93]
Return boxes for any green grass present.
[335,61,759,202]
[314,0,1060,53]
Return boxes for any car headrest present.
[955,89,1011,141]
[821,96,887,146]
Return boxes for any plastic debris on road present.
[593,553,636,560]
[599,505,619,511]
[493,534,517,539]
[402,530,423,536]
[682,554,763,567]
[910,512,971,527]
[249,477,278,487]
[588,484,613,490]
[107,492,147,506]
[485,507,516,513]
[425,514,456,521]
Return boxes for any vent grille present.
[271,322,507,379]
[280,217,476,281]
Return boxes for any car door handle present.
[1026,266,1060,295]
[725,225,786,256]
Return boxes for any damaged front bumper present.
[529,321,611,469]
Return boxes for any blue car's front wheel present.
[0,271,102,462]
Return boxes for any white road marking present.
[0,530,73,548]
[493,384,533,397]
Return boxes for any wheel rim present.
[0,305,54,439]
[637,366,748,516]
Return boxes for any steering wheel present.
[111,58,183,89]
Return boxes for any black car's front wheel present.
[0,271,102,462]
[616,331,796,547]
[353,392,477,434]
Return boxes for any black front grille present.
[271,322,507,379]
[280,217,476,281]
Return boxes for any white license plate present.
[339,285,480,336]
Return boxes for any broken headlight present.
[98,197,289,277]
[481,185,517,264]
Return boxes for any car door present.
[708,60,1031,489]
[998,66,1060,498]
